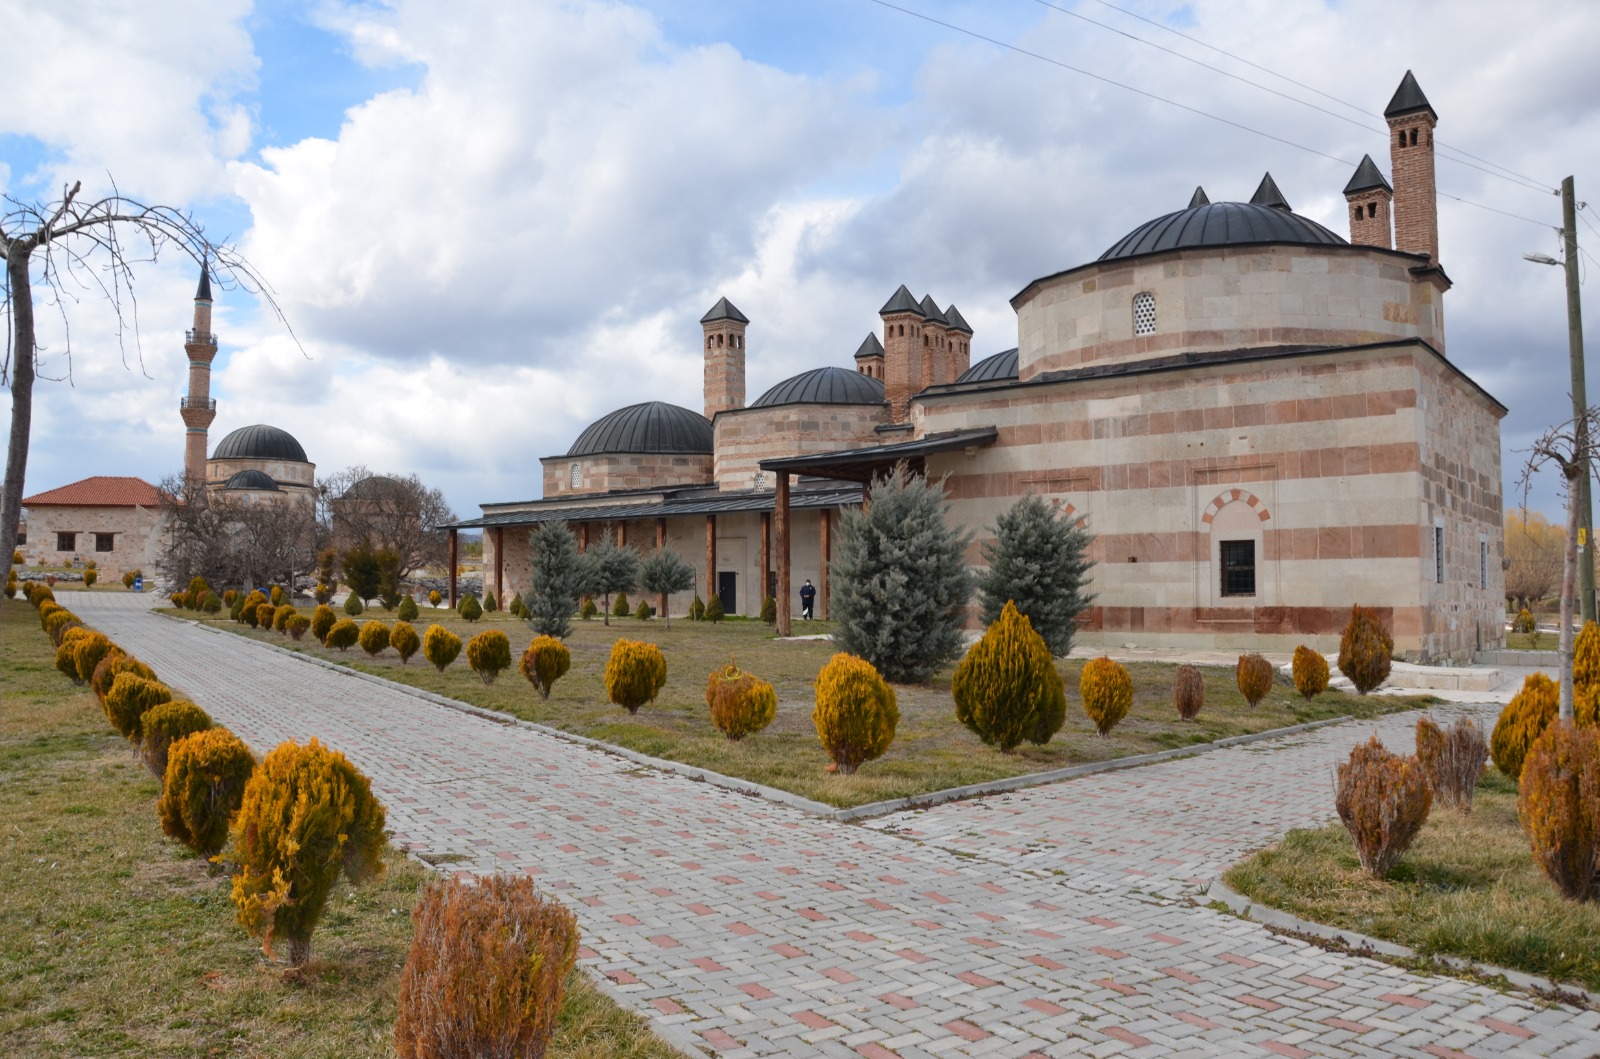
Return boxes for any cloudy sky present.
[4,0,1599,522]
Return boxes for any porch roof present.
[446,485,863,530]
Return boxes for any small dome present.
[341,474,403,500]
[222,469,280,491]
[212,423,309,463]
[751,366,885,408]
[567,401,713,457]
[1099,201,1346,262]
[955,348,1019,384]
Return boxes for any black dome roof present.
[212,424,309,463]
[956,348,1019,384]
[342,475,403,500]
[567,401,713,457]
[1099,201,1346,262]
[751,366,885,408]
[221,469,280,491]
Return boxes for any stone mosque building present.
[460,71,1505,662]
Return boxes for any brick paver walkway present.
[73,594,1598,1058]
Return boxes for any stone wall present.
[713,403,886,491]
[19,504,165,579]
[206,456,317,497]
[538,453,714,497]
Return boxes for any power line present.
[1438,190,1557,230]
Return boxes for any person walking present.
[799,579,816,621]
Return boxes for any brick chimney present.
[1343,153,1394,249]
[701,296,748,420]
[879,285,924,423]
[1385,70,1439,263]
[852,333,884,381]
[917,294,949,392]
[942,304,973,382]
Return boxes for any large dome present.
[567,401,713,457]
[955,348,1019,384]
[751,366,885,408]
[212,423,308,463]
[1099,201,1346,262]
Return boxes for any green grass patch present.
[0,598,681,1058]
[1504,631,1557,651]
[1224,768,1600,992]
[181,606,1420,808]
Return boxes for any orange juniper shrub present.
[1292,645,1329,699]
[72,631,118,685]
[811,653,897,774]
[423,624,462,672]
[310,604,338,644]
[1491,672,1560,781]
[104,673,174,742]
[951,601,1065,752]
[519,636,571,699]
[324,618,360,652]
[55,631,94,686]
[1079,656,1132,736]
[466,629,513,685]
[1235,652,1274,708]
[91,652,153,703]
[1517,721,1600,902]
[139,700,211,779]
[358,620,391,657]
[389,621,421,663]
[159,726,256,857]
[706,660,778,741]
[1334,736,1432,878]
[604,639,666,713]
[1173,663,1204,721]
[1338,604,1393,694]
[286,614,311,641]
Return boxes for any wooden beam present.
[759,511,771,607]
[819,508,831,620]
[656,517,668,616]
[616,521,626,548]
[447,528,459,608]
[494,526,504,602]
[578,522,590,553]
[775,472,791,636]
[705,514,717,608]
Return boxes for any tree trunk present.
[2,246,37,582]
[285,935,311,968]
[1560,468,1579,723]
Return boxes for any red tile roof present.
[23,476,166,508]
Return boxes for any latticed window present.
[1220,540,1255,597]
[569,462,581,489]
[1132,291,1156,336]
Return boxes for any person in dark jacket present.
[799,579,816,620]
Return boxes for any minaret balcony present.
[180,397,217,411]
[185,329,217,347]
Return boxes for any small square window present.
[95,533,115,552]
[1220,540,1255,597]
[56,532,77,552]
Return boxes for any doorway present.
[717,571,737,616]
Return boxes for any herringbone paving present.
[71,593,1599,1058]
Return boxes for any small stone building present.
[19,476,167,578]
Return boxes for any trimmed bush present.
[393,874,579,1059]
[1174,663,1204,721]
[604,639,666,713]
[706,661,778,741]
[1575,620,1600,691]
[44,607,80,644]
[612,592,630,619]
[760,596,777,624]
[1334,735,1432,878]
[1236,653,1273,709]
[343,593,364,617]
[257,603,279,631]
[519,636,571,699]
[227,738,387,966]
[1513,607,1536,634]
[55,634,92,686]
[1415,715,1488,812]
[1292,645,1329,699]
[72,631,118,685]
[159,727,256,856]
[1517,722,1600,901]
[1492,672,1560,780]
[315,582,334,605]
[483,590,499,613]
[37,599,63,630]
[704,595,725,622]
[325,618,361,653]
[1079,656,1132,736]
[270,585,285,607]
[466,629,513,685]
[580,598,598,621]
[140,700,212,778]
[428,589,442,607]
[1338,604,1393,695]
[398,594,419,622]
[188,576,212,603]
[424,625,462,672]
[689,595,705,622]
[359,620,391,657]
[241,601,263,628]
[952,600,1066,752]
[812,653,898,774]
[311,604,338,644]
[390,621,421,664]
[273,605,297,633]
[91,652,152,703]
[200,591,222,614]
[83,568,98,589]
[229,596,246,622]
[458,594,483,623]
[508,591,527,619]
[105,673,174,742]
[223,589,239,606]
[286,614,311,641]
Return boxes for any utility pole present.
[1562,176,1595,623]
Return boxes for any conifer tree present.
[830,464,972,683]
[525,522,583,639]
[578,536,640,628]
[640,549,695,629]
[976,494,1096,656]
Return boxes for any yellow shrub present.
[269,584,285,607]
[1334,735,1432,877]
[519,636,571,699]
[273,605,297,633]
[428,589,442,607]
[1235,652,1273,708]
[188,576,212,603]
[310,604,338,644]
[286,614,311,641]
[705,661,778,741]
[159,727,255,857]
[394,875,579,1059]
[1337,604,1393,694]
[89,648,146,701]
[55,631,93,685]
[951,601,1065,752]
[812,653,898,774]
[1576,621,1600,691]
[105,673,174,742]
[245,601,270,629]
[358,620,391,657]
[1173,663,1204,721]
[604,639,666,713]
[139,700,211,778]
[1292,645,1329,699]
[1492,672,1560,780]
[466,630,513,685]
[423,624,462,672]
[1079,656,1132,736]
[324,618,361,652]
[227,738,387,967]
[390,621,421,664]
[72,631,118,685]
[1512,607,1536,634]
[1517,721,1600,901]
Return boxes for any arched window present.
[1132,291,1156,336]
[569,463,581,489]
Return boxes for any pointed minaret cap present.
[700,296,749,324]
[942,304,972,335]
[879,284,924,317]
[195,260,213,302]
[918,295,947,325]
[853,333,885,359]
[1188,186,1210,209]
[1343,154,1392,196]
[1384,70,1436,122]
[1250,173,1291,211]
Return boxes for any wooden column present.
[759,512,771,605]
[656,517,668,616]
[578,522,590,553]
[494,526,504,602]
[819,508,831,619]
[616,521,626,547]
[705,515,717,606]
[775,472,791,636]
[447,528,458,607]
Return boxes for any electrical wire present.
[1437,191,1553,229]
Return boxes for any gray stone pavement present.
[69,593,1600,1058]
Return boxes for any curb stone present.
[1205,877,1600,1009]
[183,615,1397,823]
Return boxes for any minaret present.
[701,296,748,420]
[180,262,218,485]
[1385,70,1439,263]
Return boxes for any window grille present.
[1434,524,1445,584]
[1132,292,1156,336]
[1480,539,1488,590]
[56,532,76,552]
[569,463,581,489]
[1220,540,1255,597]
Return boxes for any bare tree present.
[2,180,289,581]
[1503,509,1564,606]
[1518,408,1600,723]
[318,464,457,579]
[156,473,316,593]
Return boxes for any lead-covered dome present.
[212,423,308,462]
[751,366,885,408]
[221,469,280,491]
[1099,201,1345,262]
[955,348,1018,384]
[567,401,713,457]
